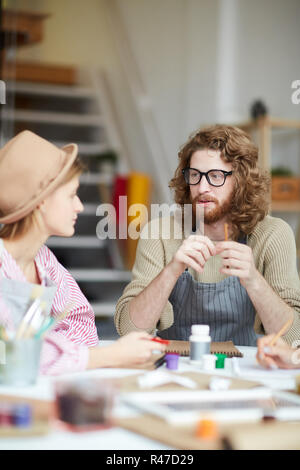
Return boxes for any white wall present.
[10,0,300,203]
[110,0,300,176]
[234,0,300,194]
[235,0,300,121]
[115,0,220,176]
[233,0,300,234]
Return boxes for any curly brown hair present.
[169,124,271,238]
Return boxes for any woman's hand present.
[88,331,166,369]
[107,331,166,368]
[256,334,300,369]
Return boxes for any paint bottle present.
[12,404,32,428]
[215,353,227,369]
[165,353,179,370]
[189,324,211,363]
[202,354,217,371]
[0,403,33,428]
[0,404,13,427]
[196,418,218,440]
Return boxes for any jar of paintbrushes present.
[0,283,72,387]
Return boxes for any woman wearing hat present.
[0,130,165,375]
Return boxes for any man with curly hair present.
[115,125,300,346]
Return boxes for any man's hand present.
[128,236,216,331]
[215,241,260,289]
[170,234,216,275]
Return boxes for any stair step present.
[3,109,104,127]
[70,269,131,282]
[63,141,110,155]
[80,173,113,185]
[46,236,105,248]
[8,80,95,98]
[91,302,116,317]
[79,203,98,215]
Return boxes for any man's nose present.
[197,174,211,192]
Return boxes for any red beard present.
[192,194,232,224]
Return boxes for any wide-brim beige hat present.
[0,130,78,224]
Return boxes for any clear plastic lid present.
[191,324,210,336]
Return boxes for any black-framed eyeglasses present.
[182,168,233,187]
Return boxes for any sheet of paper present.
[231,357,300,390]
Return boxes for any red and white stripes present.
[0,241,99,375]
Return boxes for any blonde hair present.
[0,156,85,240]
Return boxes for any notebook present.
[166,340,243,358]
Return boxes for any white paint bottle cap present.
[191,324,210,336]
[201,354,217,371]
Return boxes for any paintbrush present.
[35,302,74,339]
[23,301,48,339]
[15,286,44,339]
[0,325,10,341]
[0,315,15,341]
[269,317,294,347]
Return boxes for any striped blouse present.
[0,240,99,375]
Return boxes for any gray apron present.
[0,240,57,332]
[158,235,258,346]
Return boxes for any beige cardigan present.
[115,215,300,345]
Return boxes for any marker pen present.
[151,337,170,345]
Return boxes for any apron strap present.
[238,233,248,245]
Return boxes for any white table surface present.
[0,344,299,450]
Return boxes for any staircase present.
[3,72,131,339]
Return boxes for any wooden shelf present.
[2,9,50,47]
[271,201,300,212]
[233,116,300,219]
[265,116,300,130]
[234,116,300,172]
[235,116,300,131]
